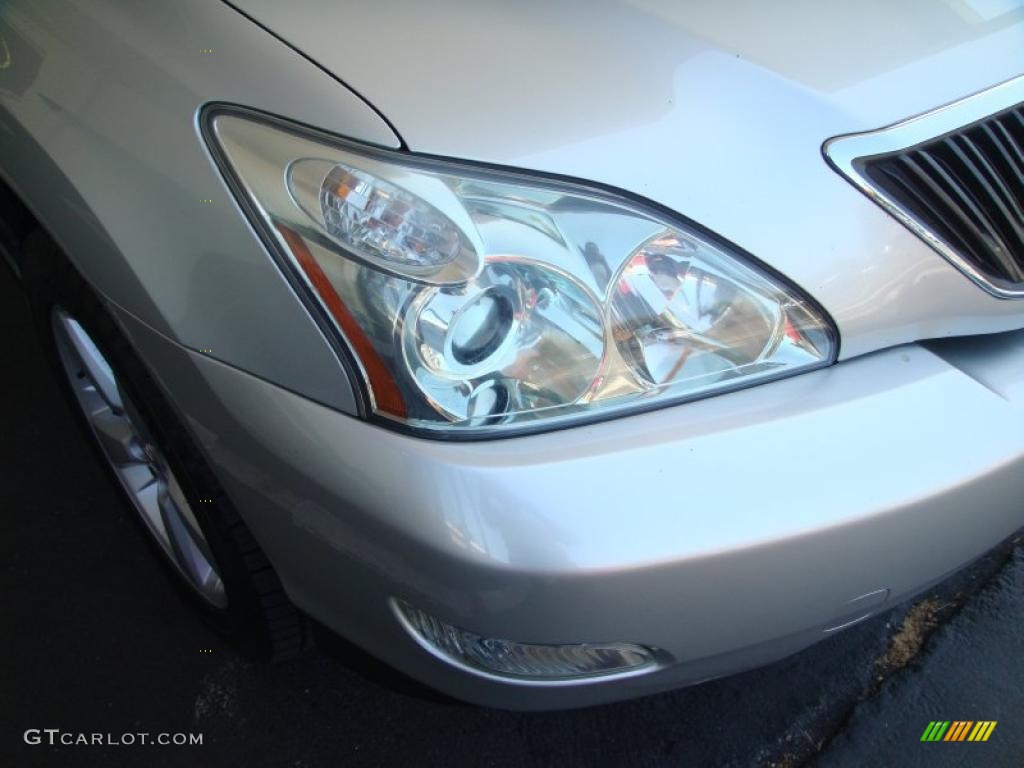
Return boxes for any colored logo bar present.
[920,721,997,742]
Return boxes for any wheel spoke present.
[167,473,204,542]
[52,306,227,608]
[119,463,158,494]
[134,478,169,544]
[91,409,145,466]
[59,314,123,412]
[159,486,220,595]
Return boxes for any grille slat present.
[920,144,1015,274]
[953,135,1024,245]
[942,137,1024,281]
[1013,110,1024,138]
[876,162,980,263]
[898,151,1010,275]
[979,124,1024,224]
[860,103,1024,293]
[990,119,1024,189]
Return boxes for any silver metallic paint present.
[2,0,1023,708]
[113,301,1024,708]
[232,0,1024,359]
[0,0,403,412]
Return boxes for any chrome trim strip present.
[824,74,1024,300]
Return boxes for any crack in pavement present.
[762,535,1022,768]
[817,542,1024,767]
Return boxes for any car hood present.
[231,0,1022,158]
[230,0,1024,357]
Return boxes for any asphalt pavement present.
[1,262,1021,768]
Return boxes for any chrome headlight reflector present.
[209,109,836,435]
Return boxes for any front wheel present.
[51,307,230,609]
[23,229,306,660]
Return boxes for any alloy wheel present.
[51,308,227,607]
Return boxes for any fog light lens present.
[394,600,658,681]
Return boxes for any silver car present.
[1,1,1022,709]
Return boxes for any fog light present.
[394,600,659,681]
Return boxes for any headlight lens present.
[210,111,836,435]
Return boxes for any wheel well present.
[0,174,38,279]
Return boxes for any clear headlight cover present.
[209,111,836,435]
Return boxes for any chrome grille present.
[825,76,1024,299]
[862,106,1024,289]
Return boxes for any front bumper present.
[117,307,1024,709]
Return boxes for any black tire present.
[21,228,306,661]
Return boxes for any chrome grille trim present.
[825,75,1024,300]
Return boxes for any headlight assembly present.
[207,108,836,436]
